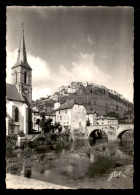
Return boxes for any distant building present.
[55,99,87,132]
[86,110,97,126]
[58,86,68,95]
[68,85,76,94]
[96,116,118,125]
[54,102,60,110]
[32,107,41,132]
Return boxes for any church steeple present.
[11,24,32,105]
[18,23,27,64]
[12,23,31,70]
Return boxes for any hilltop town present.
[32,81,134,129]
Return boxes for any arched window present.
[15,107,19,122]
[24,72,27,84]
[15,71,17,83]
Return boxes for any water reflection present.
[21,163,32,178]
[6,138,133,188]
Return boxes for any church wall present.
[6,100,28,134]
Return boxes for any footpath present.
[6,174,73,189]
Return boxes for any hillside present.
[58,93,131,117]
[32,82,133,121]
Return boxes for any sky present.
[6,6,134,102]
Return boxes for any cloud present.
[101,55,109,60]
[6,49,52,100]
[6,49,17,84]
[6,49,133,102]
[72,44,76,48]
[56,52,112,88]
[87,36,94,44]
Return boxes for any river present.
[6,136,133,189]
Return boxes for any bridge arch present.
[117,128,133,140]
[88,128,108,140]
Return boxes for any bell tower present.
[11,23,32,105]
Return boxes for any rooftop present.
[86,110,96,115]
[55,99,86,111]
[6,83,24,102]
[97,116,117,120]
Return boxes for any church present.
[6,25,32,135]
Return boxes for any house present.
[32,107,41,132]
[45,111,56,124]
[86,110,97,126]
[55,99,87,133]
[6,26,32,135]
[77,84,86,95]
[58,86,68,95]
[68,85,76,94]
[85,84,93,93]
[96,116,118,125]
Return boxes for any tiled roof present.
[12,62,32,70]
[6,83,24,102]
[46,111,56,116]
[97,116,117,120]
[55,99,86,111]
[86,110,96,115]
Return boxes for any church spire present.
[16,23,27,64]
[13,23,31,70]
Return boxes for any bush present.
[18,131,25,137]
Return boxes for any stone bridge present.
[85,124,134,141]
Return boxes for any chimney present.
[54,102,60,110]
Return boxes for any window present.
[15,71,17,83]
[60,116,62,120]
[24,72,27,84]
[15,107,19,122]
[94,102,96,105]
[59,110,60,114]
[65,110,67,114]
[11,126,14,134]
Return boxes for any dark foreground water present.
[6,137,133,189]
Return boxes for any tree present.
[36,118,40,132]
[53,122,63,133]
[39,112,46,133]
[45,118,53,133]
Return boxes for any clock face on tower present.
[22,86,30,94]
[24,88,29,94]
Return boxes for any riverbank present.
[6,163,133,189]
[6,133,133,189]
[6,173,73,189]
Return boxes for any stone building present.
[86,110,97,126]
[68,85,76,94]
[32,107,41,132]
[55,99,87,133]
[6,26,32,135]
[96,116,118,125]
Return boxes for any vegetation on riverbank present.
[25,132,70,151]
[6,132,71,150]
